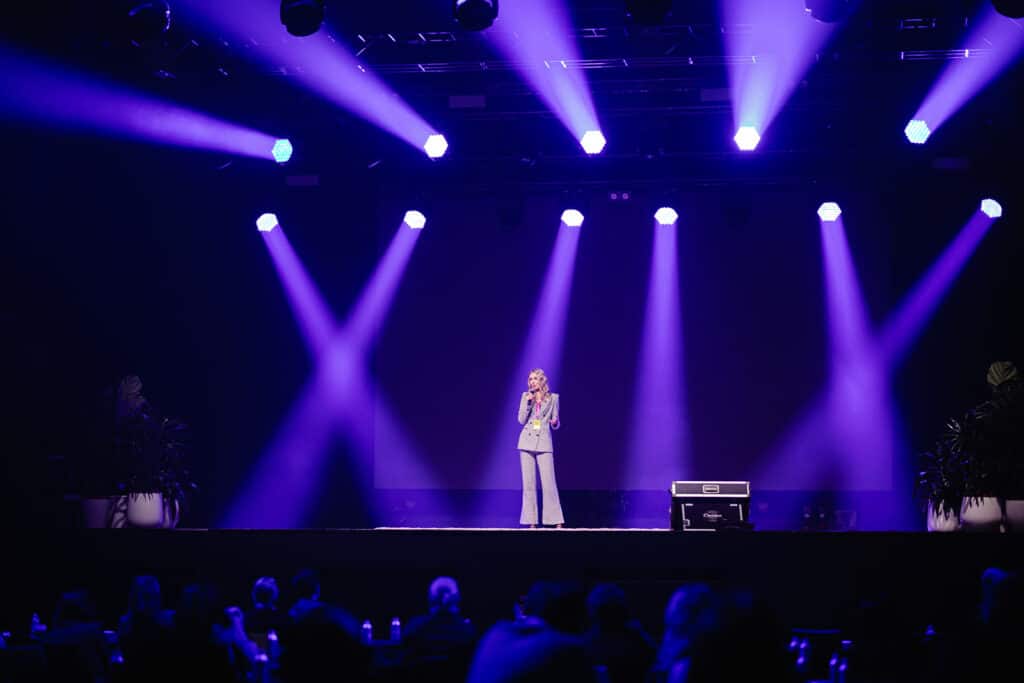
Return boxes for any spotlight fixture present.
[804,0,854,23]
[403,210,427,230]
[125,1,172,43]
[817,202,842,222]
[579,130,607,155]
[904,119,931,145]
[654,207,679,226]
[271,138,294,163]
[561,209,585,227]
[257,213,280,232]
[281,0,325,37]
[423,134,449,159]
[993,1,1024,19]
[980,199,1003,219]
[625,0,672,25]
[454,0,499,31]
[733,126,761,151]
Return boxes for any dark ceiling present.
[1,1,1020,189]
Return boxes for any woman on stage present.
[517,368,565,528]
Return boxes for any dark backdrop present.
[375,189,843,491]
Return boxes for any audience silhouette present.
[1,565,1019,682]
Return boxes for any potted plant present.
[919,362,1024,532]
[959,362,1024,531]
[919,419,967,532]
[113,376,196,528]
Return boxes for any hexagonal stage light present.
[654,207,679,226]
[257,213,280,232]
[733,126,761,151]
[579,130,607,155]
[561,209,585,227]
[904,119,931,145]
[817,202,842,222]
[403,210,427,229]
[423,134,449,159]
[981,199,1003,219]
[271,138,293,163]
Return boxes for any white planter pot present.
[81,497,116,528]
[960,497,1003,532]
[124,494,181,529]
[926,503,960,532]
[127,493,167,528]
[1004,500,1024,533]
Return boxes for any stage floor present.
[9,529,1022,634]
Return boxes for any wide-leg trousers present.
[519,450,565,525]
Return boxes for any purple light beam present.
[488,0,601,145]
[820,216,871,372]
[624,220,690,498]
[346,225,422,352]
[756,204,997,523]
[176,0,442,154]
[223,220,439,527]
[820,215,896,492]
[475,220,583,498]
[261,224,337,358]
[222,344,360,529]
[0,46,282,160]
[878,209,997,369]
[912,7,1024,140]
[721,0,839,136]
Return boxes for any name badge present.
[530,419,542,432]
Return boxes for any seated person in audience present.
[0,611,49,680]
[246,576,285,641]
[120,575,174,634]
[467,580,595,683]
[976,567,1024,676]
[582,583,655,683]
[650,583,716,682]
[118,575,174,680]
[936,567,1024,682]
[278,602,370,681]
[401,576,479,682]
[285,569,361,635]
[162,583,259,682]
[42,590,107,682]
[656,587,793,683]
[278,569,368,681]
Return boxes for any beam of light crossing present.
[223,218,445,527]
[754,203,1000,527]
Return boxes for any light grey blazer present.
[517,392,560,452]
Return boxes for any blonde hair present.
[528,368,552,402]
